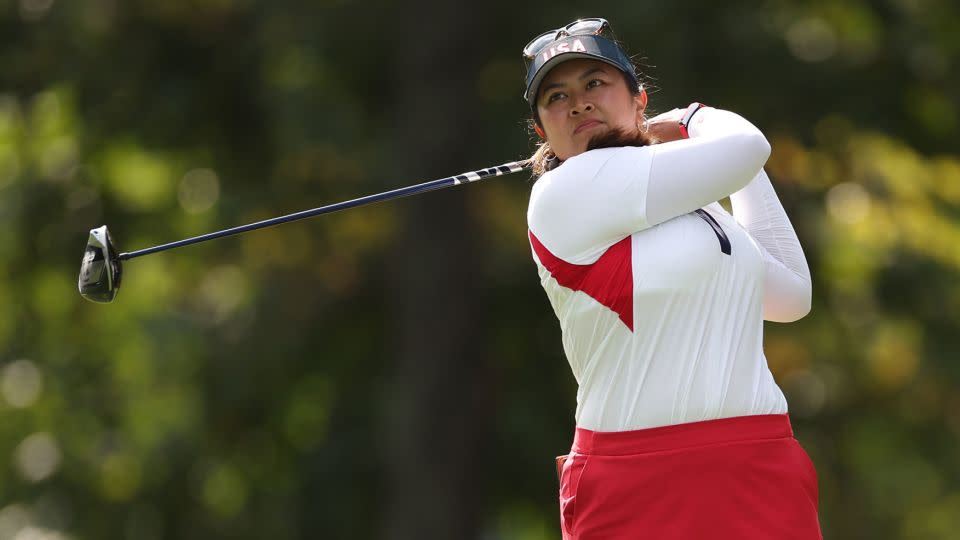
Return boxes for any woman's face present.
[535,58,644,161]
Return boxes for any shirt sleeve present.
[527,147,654,264]
[527,108,771,264]
[644,107,771,226]
[730,170,813,322]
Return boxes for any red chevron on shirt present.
[529,231,634,331]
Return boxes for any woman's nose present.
[570,100,594,116]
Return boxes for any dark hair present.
[528,70,652,176]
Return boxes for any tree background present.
[1,0,959,538]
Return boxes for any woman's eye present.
[547,92,565,103]
[587,79,603,89]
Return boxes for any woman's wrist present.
[678,102,708,139]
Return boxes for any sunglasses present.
[522,18,613,60]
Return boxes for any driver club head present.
[78,225,123,303]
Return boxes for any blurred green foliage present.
[1,0,959,539]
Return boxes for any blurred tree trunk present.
[380,2,494,540]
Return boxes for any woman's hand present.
[646,108,686,144]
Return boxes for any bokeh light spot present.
[99,454,142,501]
[0,504,31,539]
[13,433,62,483]
[496,502,552,540]
[826,182,871,224]
[12,526,71,540]
[786,17,837,62]
[1,359,43,408]
[178,168,220,214]
[202,464,248,517]
[0,95,22,187]
[196,265,249,323]
[102,144,175,211]
[19,0,55,21]
[32,270,75,320]
[906,86,956,136]
[283,376,332,451]
[0,94,22,135]
[37,135,77,182]
[909,45,948,80]
[867,321,921,390]
[0,145,21,189]
[28,91,64,136]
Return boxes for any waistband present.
[572,414,794,456]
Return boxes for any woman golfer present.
[523,18,821,539]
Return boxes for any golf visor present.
[524,34,638,108]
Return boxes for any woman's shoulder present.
[530,146,655,212]
[568,145,649,166]
[534,146,652,189]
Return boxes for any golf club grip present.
[119,159,533,261]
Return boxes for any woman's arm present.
[645,106,771,226]
[652,106,811,320]
[731,170,812,322]
[527,147,653,263]
[528,107,770,262]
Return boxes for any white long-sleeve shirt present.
[527,107,811,431]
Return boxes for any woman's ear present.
[635,89,649,125]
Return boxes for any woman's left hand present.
[646,108,686,144]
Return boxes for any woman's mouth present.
[574,120,603,134]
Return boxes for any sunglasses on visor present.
[522,18,613,59]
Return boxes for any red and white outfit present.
[527,107,821,539]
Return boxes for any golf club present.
[78,159,533,303]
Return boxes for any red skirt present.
[556,414,822,539]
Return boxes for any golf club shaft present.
[119,159,532,261]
